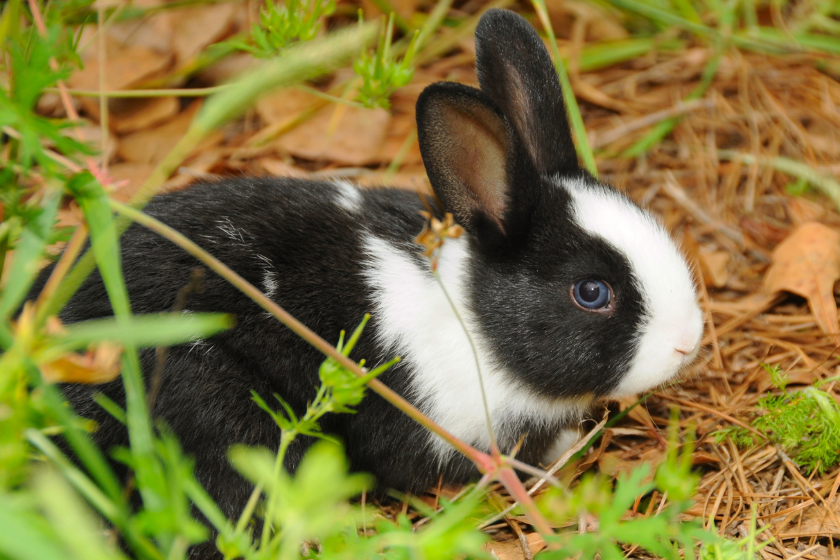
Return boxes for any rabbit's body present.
[41,8,704,554]
[56,178,578,510]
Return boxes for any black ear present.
[416,82,517,236]
[474,9,578,175]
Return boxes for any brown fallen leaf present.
[68,36,172,92]
[107,96,180,134]
[256,87,320,125]
[698,248,730,288]
[485,533,546,560]
[598,446,665,481]
[256,158,310,178]
[40,342,123,385]
[118,101,222,165]
[782,495,840,537]
[763,221,840,337]
[106,0,172,54]
[107,162,157,203]
[167,3,237,64]
[276,104,391,166]
[13,308,122,385]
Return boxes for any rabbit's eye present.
[572,279,612,311]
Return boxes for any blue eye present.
[572,279,611,310]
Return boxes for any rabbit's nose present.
[675,337,700,357]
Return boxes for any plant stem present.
[432,270,498,453]
[717,151,840,212]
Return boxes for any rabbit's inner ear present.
[417,86,511,233]
[439,103,509,224]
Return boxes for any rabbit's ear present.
[416,82,529,238]
[475,9,578,176]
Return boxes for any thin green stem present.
[718,151,840,211]
[414,0,454,54]
[384,128,416,182]
[49,85,230,98]
[531,0,598,177]
[432,270,497,453]
[367,0,413,34]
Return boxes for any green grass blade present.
[26,428,163,560]
[718,151,840,211]
[64,173,163,515]
[0,502,69,560]
[33,467,129,560]
[47,313,234,355]
[31,377,125,503]
[577,37,684,73]
[531,0,598,177]
[750,27,840,54]
[0,191,60,322]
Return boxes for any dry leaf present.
[785,495,840,537]
[162,149,225,192]
[256,87,320,125]
[168,3,237,64]
[118,101,221,165]
[598,447,665,480]
[377,112,422,165]
[698,248,730,288]
[256,158,310,178]
[40,343,123,385]
[108,96,179,134]
[354,167,430,192]
[276,105,391,166]
[107,162,157,203]
[68,36,172,92]
[105,0,171,54]
[763,221,840,336]
[485,533,546,560]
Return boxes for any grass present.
[2,0,840,558]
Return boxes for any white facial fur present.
[559,177,704,397]
[362,234,588,463]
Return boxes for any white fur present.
[542,428,581,465]
[361,234,588,462]
[254,254,278,298]
[559,177,704,397]
[262,271,278,299]
[332,180,363,213]
[216,217,248,243]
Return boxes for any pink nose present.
[675,340,699,356]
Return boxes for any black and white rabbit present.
[41,6,702,542]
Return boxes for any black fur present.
[33,10,655,559]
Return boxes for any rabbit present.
[35,7,703,555]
